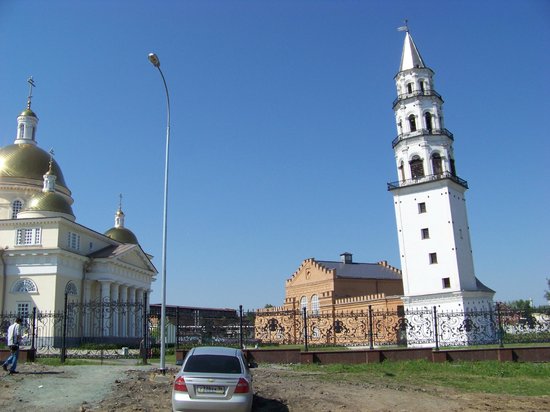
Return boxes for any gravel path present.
[0,361,150,412]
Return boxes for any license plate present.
[196,385,225,394]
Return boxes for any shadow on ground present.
[253,395,289,411]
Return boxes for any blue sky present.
[0,0,548,309]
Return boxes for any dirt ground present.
[0,361,549,412]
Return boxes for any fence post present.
[302,307,308,352]
[497,302,504,348]
[31,306,37,351]
[176,306,180,349]
[142,292,148,364]
[61,292,68,363]
[432,306,439,351]
[239,305,244,349]
[368,305,374,350]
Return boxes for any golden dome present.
[105,227,139,245]
[24,191,74,217]
[0,144,69,189]
[19,108,37,118]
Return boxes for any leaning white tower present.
[388,30,495,345]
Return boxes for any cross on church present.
[27,76,36,109]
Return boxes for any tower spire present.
[399,29,426,71]
[15,77,39,145]
[115,194,125,229]
[42,149,57,192]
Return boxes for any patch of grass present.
[35,358,101,366]
[292,360,550,396]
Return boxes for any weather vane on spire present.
[397,19,409,33]
[27,76,36,109]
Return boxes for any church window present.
[425,112,433,132]
[442,277,451,289]
[429,253,438,264]
[311,295,320,314]
[431,153,443,175]
[420,80,426,92]
[11,200,23,219]
[17,302,30,325]
[18,124,24,138]
[31,126,36,140]
[406,83,413,94]
[12,278,38,294]
[68,232,80,250]
[410,155,424,178]
[65,281,78,296]
[300,296,307,312]
[421,228,430,239]
[408,114,417,132]
[418,202,427,213]
[450,158,457,176]
[16,227,41,246]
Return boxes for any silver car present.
[172,346,254,412]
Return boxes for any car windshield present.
[184,354,242,374]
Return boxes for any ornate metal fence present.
[254,305,550,348]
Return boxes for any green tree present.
[545,279,550,302]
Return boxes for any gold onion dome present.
[25,191,74,217]
[0,144,69,190]
[104,227,139,245]
[19,108,37,118]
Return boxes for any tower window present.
[398,161,405,181]
[18,124,24,138]
[408,114,417,132]
[421,228,430,239]
[420,80,426,93]
[431,153,443,175]
[410,156,424,178]
[425,112,433,132]
[429,253,438,264]
[442,277,451,289]
[11,200,23,219]
[450,158,457,176]
[407,83,413,94]
[418,202,427,213]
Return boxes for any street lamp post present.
[148,52,170,374]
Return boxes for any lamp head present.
[148,53,160,68]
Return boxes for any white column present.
[111,283,120,337]
[128,287,136,337]
[119,285,128,338]
[82,280,92,337]
[99,280,112,337]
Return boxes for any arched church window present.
[406,83,413,94]
[311,295,319,314]
[431,153,443,175]
[424,112,433,132]
[410,156,425,179]
[12,278,38,294]
[408,115,417,132]
[18,124,24,138]
[300,296,307,312]
[11,200,23,219]
[65,281,78,296]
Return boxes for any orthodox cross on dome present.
[27,76,36,109]
[397,19,409,33]
[47,148,55,173]
[43,148,57,192]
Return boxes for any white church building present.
[0,82,156,340]
[388,30,495,345]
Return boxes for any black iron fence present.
[2,303,548,361]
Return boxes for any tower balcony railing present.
[392,89,443,108]
[387,171,468,191]
[392,128,454,148]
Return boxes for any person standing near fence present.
[2,317,22,375]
